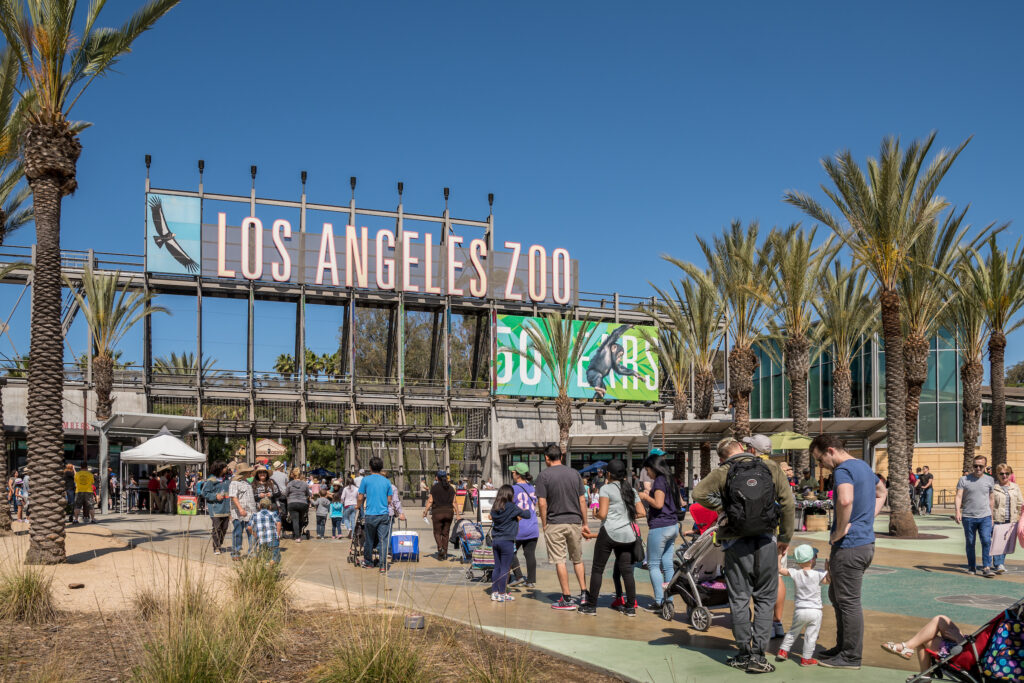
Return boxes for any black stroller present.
[661,520,730,631]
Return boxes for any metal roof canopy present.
[96,412,202,438]
[643,417,888,451]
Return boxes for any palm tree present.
[0,0,180,564]
[814,262,876,418]
[504,311,597,454]
[69,266,167,421]
[946,256,991,472]
[153,351,219,380]
[786,132,968,538]
[899,207,990,458]
[0,49,32,246]
[766,224,828,473]
[304,348,323,378]
[273,353,295,379]
[681,220,770,439]
[959,236,1024,468]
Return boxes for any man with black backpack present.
[693,436,795,674]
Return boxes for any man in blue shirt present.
[358,457,395,573]
[809,434,887,670]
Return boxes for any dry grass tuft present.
[0,564,55,625]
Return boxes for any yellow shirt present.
[74,470,94,493]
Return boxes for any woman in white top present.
[578,459,646,617]
[340,476,360,537]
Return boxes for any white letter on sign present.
[527,244,547,302]
[240,217,263,280]
[271,219,292,282]
[316,223,339,286]
[376,229,395,290]
[552,248,571,305]
[345,225,369,289]
[469,238,487,297]
[504,241,523,301]
[217,212,235,278]
[447,235,464,296]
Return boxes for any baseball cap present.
[508,462,529,476]
[792,544,818,564]
[358,468,366,475]
[742,434,772,454]
[436,469,448,478]
[649,448,666,456]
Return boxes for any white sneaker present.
[490,592,505,602]
[996,564,1007,574]
[503,593,515,601]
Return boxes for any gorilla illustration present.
[585,324,639,398]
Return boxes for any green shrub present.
[0,564,55,624]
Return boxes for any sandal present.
[882,641,914,659]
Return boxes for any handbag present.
[630,521,645,564]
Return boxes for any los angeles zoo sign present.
[145,193,578,305]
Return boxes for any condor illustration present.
[148,195,199,273]
[585,324,640,398]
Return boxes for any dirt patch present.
[0,610,620,682]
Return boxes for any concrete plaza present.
[95,507,1023,682]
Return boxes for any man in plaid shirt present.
[250,497,282,564]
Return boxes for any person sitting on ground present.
[882,615,965,673]
[250,497,282,565]
[578,459,646,617]
[776,544,830,667]
[488,483,532,603]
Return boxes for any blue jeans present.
[257,540,281,563]
[331,518,344,536]
[232,518,252,558]
[343,506,358,532]
[963,516,993,571]
[363,514,391,565]
[921,488,933,514]
[316,516,327,538]
[646,524,678,603]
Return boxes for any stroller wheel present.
[690,606,711,632]
[466,569,474,580]
[660,600,675,621]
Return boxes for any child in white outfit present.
[777,543,830,666]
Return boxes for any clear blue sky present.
[2,1,1023,374]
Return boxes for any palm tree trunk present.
[695,368,715,478]
[961,358,984,472]
[672,389,687,421]
[880,290,917,538]
[555,393,572,457]
[989,330,1007,468]
[903,333,929,466]
[24,176,68,564]
[699,443,711,478]
[832,364,852,418]
[94,352,114,421]
[728,346,757,439]
[785,336,810,473]
[0,377,10,534]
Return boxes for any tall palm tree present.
[0,0,180,564]
[786,132,967,537]
[69,266,167,421]
[766,224,828,473]
[899,207,991,458]
[153,351,219,380]
[504,311,597,454]
[814,262,876,418]
[0,48,32,246]
[273,353,295,379]
[960,236,1024,468]
[681,220,769,439]
[946,256,991,472]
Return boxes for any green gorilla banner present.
[494,315,660,400]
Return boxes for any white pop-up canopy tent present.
[117,426,207,513]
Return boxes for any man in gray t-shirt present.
[956,455,996,576]
[535,444,589,610]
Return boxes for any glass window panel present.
[809,365,821,417]
[939,403,958,443]
[751,377,761,418]
[918,403,938,444]
[783,374,791,417]
[878,350,886,393]
[772,373,783,419]
[938,351,957,402]
[822,362,833,416]
[921,352,937,402]
[938,328,955,349]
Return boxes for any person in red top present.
[166,474,178,513]
[147,475,160,512]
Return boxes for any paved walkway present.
[95,508,1023,683]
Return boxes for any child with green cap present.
[776,543,830,666]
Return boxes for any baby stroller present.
[908,596,1024,683]
[346,513,384,566]
[453,519,493,581]
[661,520,730,631]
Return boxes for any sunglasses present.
[973,464,986,469]
[998,472,1011,477]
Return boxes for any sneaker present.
[982,567,996,578]
[578,603,597,615]
[726,654,751,670]
[491,592,505,602]
[610,596,625,612]
[577,590,591,605]
[772,621,786,638]
[213,549,222,555]
[799,658,818,667]
[818,657,861,670]
[623,606,636,617]
[551,596,577,611]
[775,650,789,662]
[360,561,374,569]
[966,568,977,575]
[524,582,536,588]
[503,593,515,601]
[997,564,1007,574]
[642,602,663,613]
[507,576,526,588]
[746,657,775,674]
[818,646,840,659]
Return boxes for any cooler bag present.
[390,529,420,561]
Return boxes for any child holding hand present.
[776,544,830,667]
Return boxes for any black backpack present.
[722,456,780,537]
